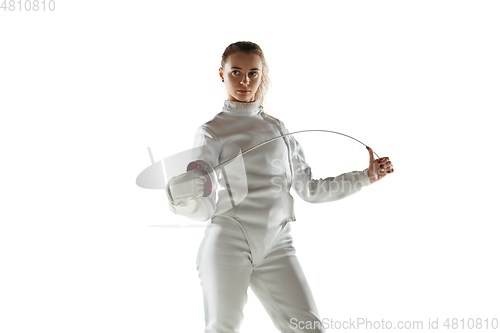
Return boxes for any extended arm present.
[285,126,372,203]
[290,135,371,203]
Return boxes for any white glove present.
[166,168,207,206]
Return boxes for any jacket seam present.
[259,114,294,186]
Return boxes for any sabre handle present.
[186,160,215,197]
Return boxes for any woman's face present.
[219,52,263,103]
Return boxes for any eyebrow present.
[231,66,261,71]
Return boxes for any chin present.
[230,95,253,103]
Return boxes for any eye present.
[232,70,240,75]
[250,72,257,77]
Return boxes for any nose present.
[240,74,250,86]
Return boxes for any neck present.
[223,98,262,116]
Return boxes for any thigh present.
[249,226,325,332]
[197,218,254,332]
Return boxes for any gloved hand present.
[166,168,207,206]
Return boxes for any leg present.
[196,217,254,333]
[250,223,326,333]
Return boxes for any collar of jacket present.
[222,98,263,116]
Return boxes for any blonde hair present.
[220,41,272,114]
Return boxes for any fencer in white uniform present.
[167,98,372,333]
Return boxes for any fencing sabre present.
[185,129,380,197]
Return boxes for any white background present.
[1,1,499,332]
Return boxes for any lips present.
[237,90,249,93]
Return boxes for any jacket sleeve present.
[167,125,220,221]
[285,124,372,203]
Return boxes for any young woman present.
[167,41,393,333]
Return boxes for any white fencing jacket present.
[168,99,372,261]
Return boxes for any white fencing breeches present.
[196,216,326,333]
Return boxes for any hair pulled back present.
[221,41,271,113]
